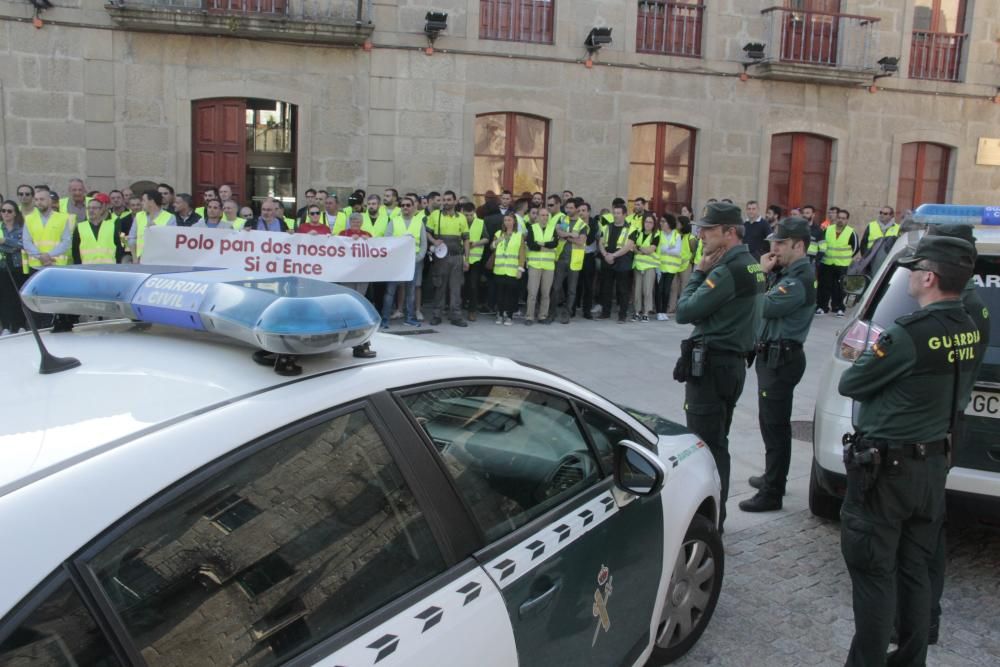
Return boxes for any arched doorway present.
[192,98,297,215]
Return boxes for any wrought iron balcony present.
[479,0,554,44]
[636,1,704,58]
[753,6,880,84]
[105,0,373,45]
[909,30,965,82]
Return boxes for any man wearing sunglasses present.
[16,185,35,219]
[296,207,332,235]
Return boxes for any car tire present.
[808,461,842,521]
[646,513,724,665]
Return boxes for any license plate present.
[966,390,1000,419]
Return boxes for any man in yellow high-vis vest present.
[23,188,72,271]
[460,202,488,321]
[127,190,177,262]
[72,194,123,265]
[58,178,90,224]
[817,208,858,316]
[551,197,589,324]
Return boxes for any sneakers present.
[390,309,404,320]
[630,313,640,322]
[590,304,602,314]
[525,318,534,326]
[815,308,825,315]
[403,318,421,327]
[738,492,782,513]
[495,314,503,325]
[380,318,390,330]
[430,316,442,326]
[468,311,477,322]
[503,316,512,326]
[416,310,424,321]
[656,313,668,321]
[641,315,649,322]
[0,329,8,336]
[835,309,845,317]
[451,319,468,328]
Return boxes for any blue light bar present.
[21,266,380,355]
[911,204,1000,227]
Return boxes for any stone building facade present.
[1,0,998,221]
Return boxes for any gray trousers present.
[432,255,463,320]
[552,262,580,316]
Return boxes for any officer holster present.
[755,340,803,370]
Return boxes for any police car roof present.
[0,321,508,497]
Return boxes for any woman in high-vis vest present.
[491,213,525,326]
[0,200,28,334]
[656,213,684,321]
[630,213,661,322]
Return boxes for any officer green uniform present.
[676,203,764,529]
[741,218,817,512]
[838,236,978,667]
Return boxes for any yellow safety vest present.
[0,227,29,275]
[527,223,557,271]
[388,214,426,255]
[59,196,92,215]
[25,211,71,268]
[866,220,900,250]
[556,218,587,271]
[660,230,684,273]
[693,238,703,265]
[627,212,644,233]
[363,210,388,237]
[493,231,523,278]
[229,217,248,231]
[823,225,855,266]
[468,218,486,264]
[632,231,660,271]
[77,220,118,264]
[134,210,174,259]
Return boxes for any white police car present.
[0,265,723,666]
[811,204,1000,523]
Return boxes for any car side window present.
[87,408,445,667]
[0,578,121,666]
[403,385,600,541]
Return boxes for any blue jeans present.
[382,278,416,320]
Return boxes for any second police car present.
[811,204,1000,523]
[0,265,724,666]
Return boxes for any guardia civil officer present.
[675,202,764,530]
[838,235,979,667]
[740,217,816,512]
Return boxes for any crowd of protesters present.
[0,179,898,335]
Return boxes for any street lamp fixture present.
[740,42,767,80]
[424,11,447,54]
[869,56,899,92]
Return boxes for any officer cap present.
[927,223,977,259]
[897,236,975,271]
[766,216,811,242]
[694,202,742,228]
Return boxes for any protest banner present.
[141,227,414,282]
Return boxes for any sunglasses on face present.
[17,191,31,197]
[1,208,16,214]
[309,210,321,216]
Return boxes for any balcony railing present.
[636,1,704,58]
[479,0,554,44]
[760,6,878,71]
[909,31,965,82]
[106,0,373,44]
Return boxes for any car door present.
[50,401,516,667]
[398,382,664,667]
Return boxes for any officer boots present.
[739,491,782,513]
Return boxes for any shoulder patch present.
[871,332,893,358]
[705,278,716,289]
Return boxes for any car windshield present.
[866,255,1000,384]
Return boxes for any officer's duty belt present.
[756,340,803,353]
[889,439,948,459]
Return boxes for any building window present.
[636,1,705,58]
[767,132,832,215]
[896,142,951,216]
[910,0,967,81]
[627,123,696,216]
[204,494,261,533]
[479,0,554,44]
[204,0,288,15]
[474,113,548,202]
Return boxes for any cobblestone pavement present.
[676,512,1000,666]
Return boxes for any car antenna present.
[3,262,81,374]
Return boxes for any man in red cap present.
[72,193,124,265]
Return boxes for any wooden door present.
[192,99,247,206]
[767,133,832,215]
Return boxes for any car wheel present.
[647,514,723,665]
[808,460,842,521]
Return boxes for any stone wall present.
[1,0,999,222]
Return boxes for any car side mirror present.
[613,440,667,497]
[841,274,870,308]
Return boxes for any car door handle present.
[519,580,561,619]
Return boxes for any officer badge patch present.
[591,565,614,646]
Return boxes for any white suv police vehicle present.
[811,204,1000,523]
[0,265,723,667]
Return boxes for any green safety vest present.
[632,231,660,271]
[527,223,557,271]
[25,210,71,268]
[78,220,118,264]
[659,229,684,273]
[468,218,486,264]
[556,218,587,271]
[866,220,900,250]
[134,210,174,259]
[823,225,855,266]
[493,231,523,278]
